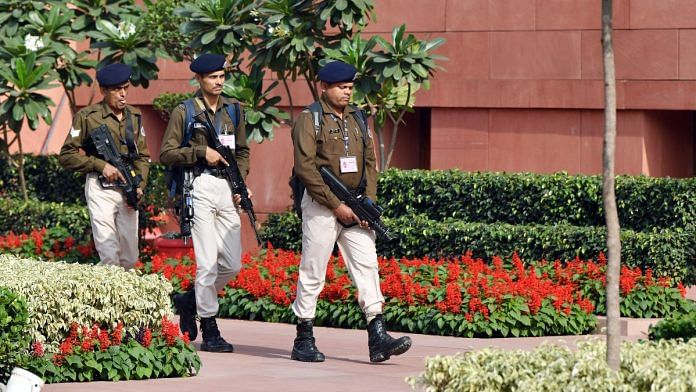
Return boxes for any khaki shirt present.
[58,102,150,190]
[159,91,249,179]
[292,97,377,210]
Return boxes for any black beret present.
[190,53,227,74]
[318,61,357,84]
[96,63,131,87]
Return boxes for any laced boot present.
[200,317,234,353]
[173,289,197,341]
[367,315,412,362]
[290,319,325,362]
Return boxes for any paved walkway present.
[43,317,648,392]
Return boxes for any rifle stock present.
[318,166,393,240]
[90,125,142,208]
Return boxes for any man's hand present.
[102,163,125,183]
[233,188,252,206]
[333,204,360,226]
[136,188,143,200]
[205,147,228,166]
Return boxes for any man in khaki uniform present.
[290,61,412,363]
[160,53,249,353]
[58,63,150,270]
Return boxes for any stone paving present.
[43,316,651,392]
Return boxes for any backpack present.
[289,103,369,219]
[166,98,241,200]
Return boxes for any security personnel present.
[160,53,249,353]
[58,63,150,270]
[290,61,412,363]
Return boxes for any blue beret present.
[318,61,357,84]
[96,63,131,87]
[190,53,227,74]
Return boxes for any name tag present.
[219,134,235,149]
[340,156,358,173]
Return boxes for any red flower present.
[31,341,44,357]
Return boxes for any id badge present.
[340,156,358,173]
[218,134,235,149]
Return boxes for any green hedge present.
[0,286,30,384]
[378,169,696,231]
[0,155,170,238]
[649,308,696,341]
[0,155,85,204]
[261,211,695,283]
[0,198,91,241]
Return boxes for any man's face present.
[197,70,225,97]
[101,82,129,112]
[323,81,354,110]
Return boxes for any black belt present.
[201,167,226,178]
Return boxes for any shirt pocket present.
[318,131,345,156]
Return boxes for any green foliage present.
[0,255,173,347]
[0,198,91,241]
[70,0,138,35]
[649,307,696,341]
[407,339,696,391]
[142,0,193,62]
[260,208,302,252]
[175,0,261,64]
[0,154,85,203]
[152,92,195,122]
[0,286,30,384]
[0,1,60,38]
[378,169,696,230]
[0,52,58,131]
[24,320,200,383]
[89,17,160,87]
[0,155,171,239]
[222,66,289,142]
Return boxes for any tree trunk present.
[375,125,386,171]
[16,131,28,202]
[601,0,621,371]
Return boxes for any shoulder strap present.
[224,102,241,129]
[123,107,138,160]
[182,99,197,147]
[307,101,323,136]
[350,105,369,139]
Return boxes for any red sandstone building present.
[19,0,696,245]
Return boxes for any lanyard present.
[330,113,351,156]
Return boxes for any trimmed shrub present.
[0,198,91,241]
[0,255,173,347]
[407,339,696,391]
[378,169,696,231]
[0,155,169,237]
[0,286,30,384]
[649,308,696,341]
[0,155,84,203]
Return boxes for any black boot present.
[291,319,325,362]
[367,315,412,363]
[200,317,234,353]
[173,289,197,341]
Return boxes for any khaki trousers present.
[292,191,384,319]
[190,173,242,318]
[84,173,139,269]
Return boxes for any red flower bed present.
[139,246,690,337]
[0,227,97,263]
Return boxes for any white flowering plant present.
[89,17,159,88]
[407,339,696,392]
[0,255,173,349]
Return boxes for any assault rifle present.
[195,109,264,247]
[90,125,142,208]
[177,168,195,244]
[319,166,393,240]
